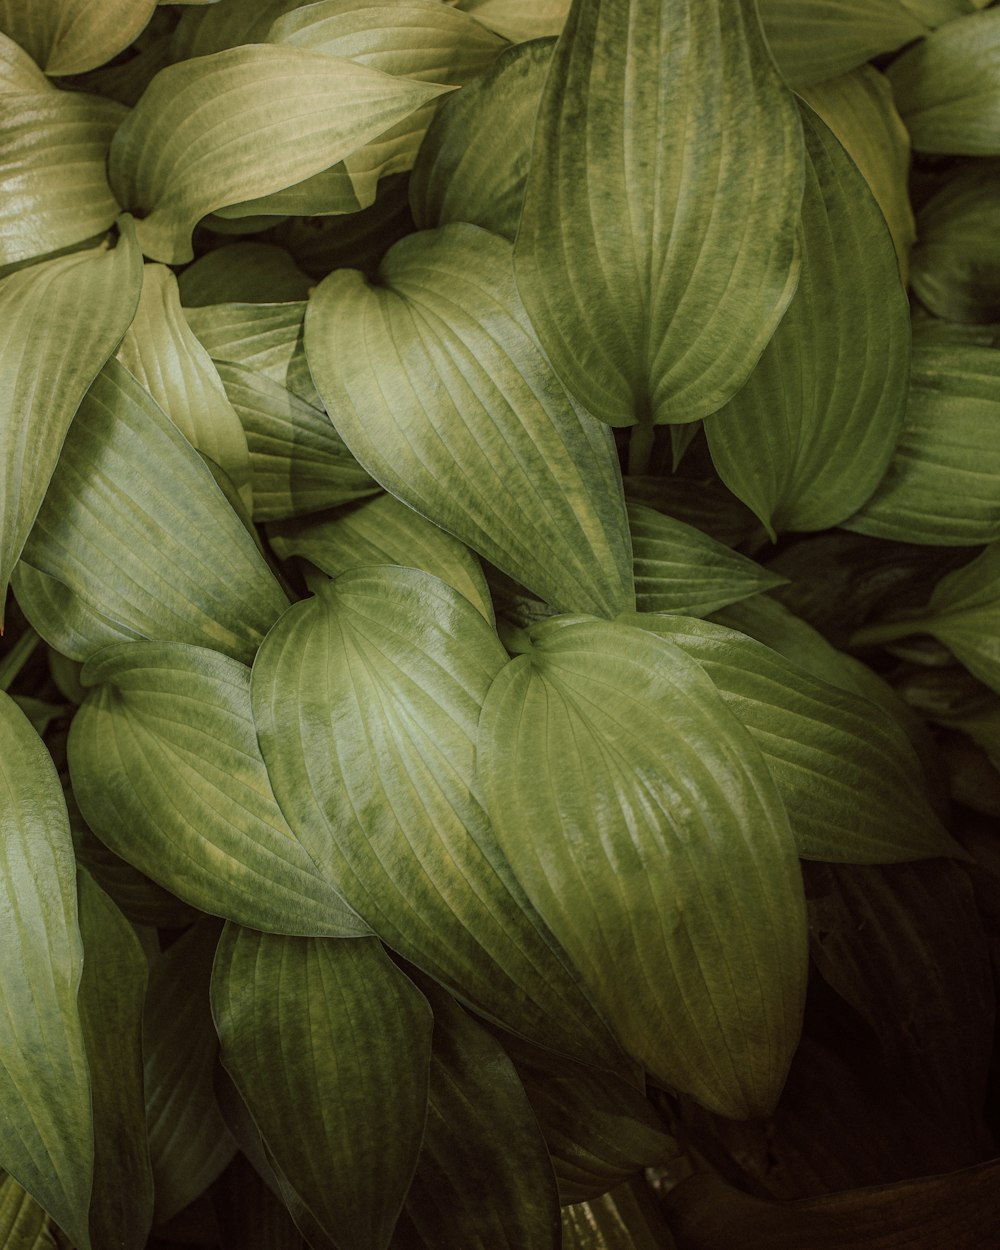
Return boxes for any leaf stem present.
[628,423,654,476]
[849,617,926,649]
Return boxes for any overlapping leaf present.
[513,0,804,438]
[178,243,313,307]
[457,0,568,41]
[0,0,158,75]
[184,301,308,386]
[68,642,368,937]
[305,225,634,617]
[704,106,910,536]
[169,0,310,59]
[562,1179,679,1250]
[0,1174,60,1250]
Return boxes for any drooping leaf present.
[561,1179,678,1250]
[477,615,808,1117]
[251,566,627,1073]
[107,44,451,261]
[305,224,634,617]
[0,0,158,75]
[0,224,141,610]
[16,359,288,664]
[514,0,804,437]
[212,927,433,1250]
[178,244,313,307]
[704,105,910,536]
[68,642,369,938]
[0,691,92,1250]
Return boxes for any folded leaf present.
[705,105,910,536]
[0,0,158,75]
[477,616,808,1117]
[68,642,368,938]
[514,0,804,436]
[305,224,634,617]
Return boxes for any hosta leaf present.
[212,1153,310,1250]
[178,243,313,307]
[562,1179,678,1250]
[107,44,450,262]
[0,0,158,75]
[0,691,92,1250]
[624,475,761,549]
[628,502,783,616]
[844,345,1000,545]
[620,612,957,864]
[704,105,910,536]
[212,927,432,1250]
[305,225,634,617]
[477,616,807,1117]
[170,0,310,59]
[251,566,626,1072]
[71,29,173,108]
[0,225,141,610]
[77,872,153,1250]
[268,493,493,622]
[213,360,376,521]
[888,8,1000,155]
[513,0,804,436]
[184,301,307,386]
[0,1175,59,1249]
[410,38,553,241]
[68,642,368,938]
[17,359,288,664]
[457,0,568,41]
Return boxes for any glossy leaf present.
[705,105,910,536]
[68,642,368,938]
[514,0,804,433]
[562,1179,678,1250]
[17,359,288,663]
[212,927,432,1250]
[178,244,313,307]
[0,0,158,75]
[0,225,141,610]
[911,162,1000,323]
[0,691,92,1250]
[305,225,634,617]
[251,566,626,1072]
[477,616,808,1117]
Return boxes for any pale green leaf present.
[0,691,92,1250]
[477,616,807,1117]
[68,642,369,938]
[0,1174,60,1250]
[705,105,910,536]
[170,0,331,60]
[70,29,174,108]
[107,44,451,262]
[514,0,804,433]
[0,225,142,608]
[12,563,144,662]
[251,566,627,1073]
[18,359,288,664]
[178,244,313,306]
[0,0,158,75]
[183,300,308,386]
[212,927,432,1250]
[457,0,568,41]
[562,1179,678,1250]
[305,224,634,617]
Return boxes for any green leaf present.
[0,1174,60,1250]
[513,0,804,431]
[0,691,92,1250]
[251,566,627,1073]
[212,927,433,1250]
[477,616,807,1117]
[305,224,634,617]
[0,224,141,609]
[410,38,553,241]
[170,0,311,59]
[212,1153,310,1250]
[68,641,369,938]
[178,244,313,307]
[77,872,153,1250]
[888,8,1000,155]
[268,494,493,622]
[843,344,1000,545]
[624,475,761,549]
[619,612,957,864]
[0,0,158,75]
[107,44,451,262]
[457,0,567,40]
[17,359,288,664]
[562,1178,679,1250]
[704,105,910,536]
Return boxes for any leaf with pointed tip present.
[18,360,288,664]
[457,0,567,40]
[477,616,808,1117]
[213,927,432,1250]
[0,691,93,1250]
[0,0,158,75]
[911,162,1000,323]
[305,225,633,617]
[251,566,626,1072]
[0,225,141,609]
[107,45,450,262]
[68,642,368,938]
[705,106,910,536]
[178,244,313,307]
[562,1178,679,1250]
[514,0,804,431]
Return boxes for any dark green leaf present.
[561,1178,678,1250]
[178,244,313,307]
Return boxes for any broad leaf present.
[305,225,634,617]
[0,691,92,1250]
[212,927,432,1250]
[107,44,450,261]
[251,566,627,1072]
[704,105,910,536]
[457,0,568,41]
[562,1179,678,1250]
[477,616,808,1117]
[178,243,313,307]
[68,642,368,938]
[0,0,158,75]
[184,300,309,388]
[514,0,804,438]
[17,359,288,664]
[0,224,141,610]
[170,0,311,59]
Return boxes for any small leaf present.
[0,0,158,75]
